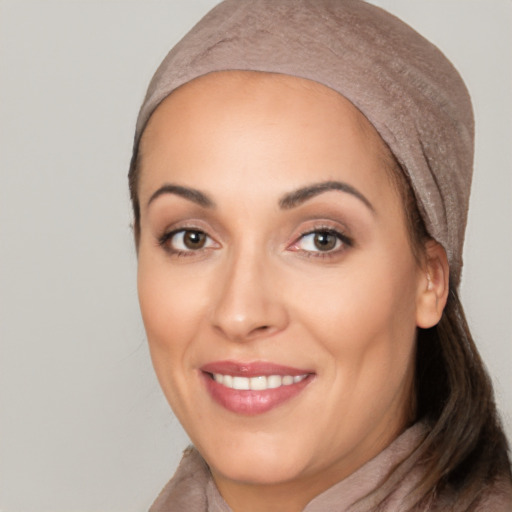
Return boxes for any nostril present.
[247,325,271,337]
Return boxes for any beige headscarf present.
[131,0,474,284]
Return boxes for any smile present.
[212,373,308,390]
[200,361,314,415]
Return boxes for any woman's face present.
[136,72,428,498]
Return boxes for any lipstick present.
[200,361,314,415]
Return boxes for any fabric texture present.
[148,423,512,511]
[131,0,474,285]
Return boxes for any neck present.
[211,418,408,512]
[213,469,340,512]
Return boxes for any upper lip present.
[200,360,313,377]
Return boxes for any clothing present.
[130,0,474,285]
[148,423,512,511]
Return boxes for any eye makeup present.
[158,227,219,257]
[287,223,353,260]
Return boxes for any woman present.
[128,0,512,510]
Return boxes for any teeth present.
[232,376,250,390]
[250,376,267,390]
[267,375,282,389]
[212,373,307,390]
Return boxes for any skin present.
[136,71,448,512]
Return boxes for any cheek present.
[293,258,417,341]
[288,251,419,402]
[136,250,209,377]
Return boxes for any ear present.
[415,240,449,329]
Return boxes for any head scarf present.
[131,0,474,285]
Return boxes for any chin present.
[197,431,313,485]
[212,454,309,486]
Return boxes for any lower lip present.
[201,372,313,415]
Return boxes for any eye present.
[290,228,351,255]
[300,231,339,252]
[159,229,217,254]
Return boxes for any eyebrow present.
[147,184,215,209]
[278,180,375,212]
[147,180,374,213]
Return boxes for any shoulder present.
[430,475,512,512]
[472,476,512,511]
[149,447,210,512]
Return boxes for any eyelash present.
[158,228,218,257]
[157,226,352,259]
[289,226,353,259]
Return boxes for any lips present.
[200,361,314,415]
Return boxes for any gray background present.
[0,1,510,510]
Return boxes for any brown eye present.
[161,229,217,254]
[313,231,338,251]
[291,228,351,255]
[183,230,207,249]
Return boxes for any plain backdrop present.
[0,1,510,511]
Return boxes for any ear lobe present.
[416,240,449,329]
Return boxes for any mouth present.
[210,373,308,390]
[200,361,314,415]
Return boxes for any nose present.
[210,249,289,342]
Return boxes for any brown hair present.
[129,147,142,247]
[385,156,512,510]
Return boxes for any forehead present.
[137,71,397,207]
[140,71,386,155]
